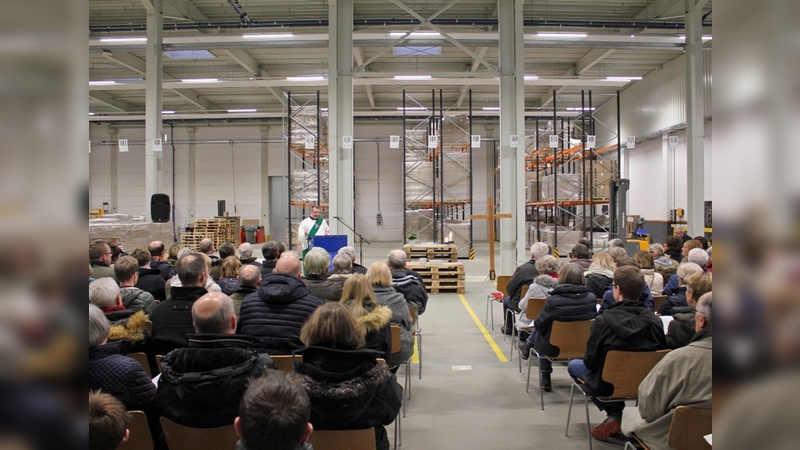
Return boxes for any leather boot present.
[540,372,552,392]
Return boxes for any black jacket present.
[665,306,696,349]
[260,260,277,277]
[89,341,156,411]
[150,286,208,355]
[584,273,613,299]
[352,263,368,275]
[157,334,269,428]
[391,269,428,314]
[304,274,344,302]
[659,286,688,315]
[583,300,666,396]
[137,267,167,301]
[506,260,539,304]
[533,284,597,357]
[665,248,683,264]
[237,273,323,354]
[296,346,402,450]
[150,259,173,281]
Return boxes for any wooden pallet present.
[406,261,465,294]
[403,244,458,262]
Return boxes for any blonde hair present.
[633,250,655,269]
[339,273,378,318]
[220,255,242,278]
[587,252,615,272]
[366,261,392,287]
[300,302,364,350]
[686,272,712,303]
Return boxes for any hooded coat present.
[390,269,428,314]
[296,346,402,450]
[372,285,414,366]
[150,286,208,355]
[584,269,614,299]
[89,341,156,411]
[136,267,167,300]
[343,301,393,361]
[532,284,597,357]
[237,273,323,354]
[583,300,666,396]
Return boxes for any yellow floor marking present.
[459,293,509,362]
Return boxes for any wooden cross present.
[470,197,513,280]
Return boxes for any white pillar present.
[261,125,271,231]
[144,0,163,220]
[685,0,706,236]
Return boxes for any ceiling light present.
[394,75,432,81]
[482,107,500,111]
[286,76,326,81]
[390,32,441,38]
[162,110,175,114]
[89,80,116,86]
[89,112,95,116]
[537,32,587,39]
[524,75,539,81]
[566,107,596,111]
[606,76,642,81]
[679,35,712,42]
[242,33,294,39]
[227,109,257,113]
[181,78,219,83]
[396,107,428,111]
[100,37,147,43]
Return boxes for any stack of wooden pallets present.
[180,217,238,251]
[406,261,465,294]
[403,244,458,262]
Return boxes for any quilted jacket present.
[88,341,156,411]
[120,287,157,315]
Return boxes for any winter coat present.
[137,267,167,301]
[150,286,208,355]
[229,285,257,316]
[664,249,683,264]
[658,286,688,316]
[296,346,402,450]
[622,329,712,450]
[391,269,428,314]
[120,287,157,315]
[165,274,221,296]
[506,260,539,304]
[343,301,393,360]
[218,277,240,296]
[89,341,156,411]
[569,259,592,272]
[665,306,696,349]
[237,273,324,355]
[260,260,277,277]
[150,259,173,281]
[641,269,664,296]
[108,310,150,346]
[372,285,414,366]
[583,300,666,396]
[600,284,654,311]
[239,257,261,267]
[584,270,614,299]
[516,275,559,329]
[157,334,268,428]
[662,274,681,296]
[352,263,368,275]
[304,274,344,302]
[533,284,598,357]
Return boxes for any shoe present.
[591,417,621,441]
[517,341,531,360]
[540,373,552,392]
[500,326,513,336]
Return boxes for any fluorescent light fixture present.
[396,107,428,111]
[606,76,643,81]
[679,35,712,42]
[227,109,257,113]
[537,32,587,39]
[162,110,175,114]
[164,50,215,59]
[89,112,95,116]
[286,76,326,81]
[566,107,596,111]
[393,46,442,56]
[393,75,432,81]
[524,74,539,80]
[100,37,146,43]
[482,107,500,111]
[89,80,116,86]
[181,78,219,83]
[242,33,294,39]
[390,31,441,38]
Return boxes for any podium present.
[311,235,348,271]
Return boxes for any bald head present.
[199,238,215,255]
[275,251,302,277]
[387,249,407,270]
[238,264,261,288]
[192,292,236,334]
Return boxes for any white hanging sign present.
[304,135,315,150]
[586,135,596,149]
[510,134,520,148]
[669,136,679,148]
[153,138,162,152]
[626,136,636,148]
[342,135,353,149]
[389,135,400,149]
[471,135,481,148]
[427,135,438,149]
[118,139,128,153]
[549,135,559,149]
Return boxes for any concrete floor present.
[259,241,629,450]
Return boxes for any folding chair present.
[652,295,667,313]
[309,428,377,450]
[509,291,540,366]
[409,305,422,381]
[624,405,712,450]
[390,325,411,418]
[486,275,511,330]
[159,417,238,450]
[271,354,303,373]
[119,411,153,450]
[527,320,594,409]
[566,349,670,450]
[127,352,152,378]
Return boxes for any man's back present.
[150,286,207,355]
[391,269,428,314]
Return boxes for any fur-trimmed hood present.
[357,304,392,334]
[108,310,150,344]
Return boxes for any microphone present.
[333,216,340,219]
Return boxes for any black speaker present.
[151,194,170,223]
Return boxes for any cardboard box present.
[242,219,260,227]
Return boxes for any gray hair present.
[192,294,235,334]
[238,242,254,258]
[609,247,628,260]
[387,249,407,270]
[534,255,560,275]
[198,238,215,254]
[303,248,330,276]
[177,246,194,261]
[337,246,357,262]
[89,278,120,309]
[531,242,549,259]
[608,238,624,248]
[696,292,712,325]
[332,254,353,274]
[677,262,703,284]
[89,304,110,346]
[238,264,261,287]
[533,274,559,290]
[177,252,207,285]
[687,247,710,267]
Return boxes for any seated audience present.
[238,251,324,355]
[234,372,314,450]
[663,248,709,295]
[665,272,712,349]
[296,303,402,450]
[518,264,598,391]
[680,239,703,263]
[657,262,703,315]
[157,292,269,428]
[609,246,629,262]
[114,255,157,315]
[599,257,654,311]
[166,243,182,267]
[327,254,353,288]
[218,256,242,295]
[366,261,415,367]
[260,241,280,276]
[568,243,592,271]
[230,264,261,315]
[89,392,130,450]
[148,241,173,280]
[302,248,343,302]
[663,236,683,264]
[210,243,235,280]
[238,242,261,267]
[340,274,392,360]
[338,246,368,274]
[623,293,712,449]
[132,247,166,301]
[633,250,664,295]
[166,250,221,294]
[388,249,430,315]
[90,240,118,281]
[583,252,616,298]
[515,255,560,330]
[499,243,548,334]
[89,278,134,322]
